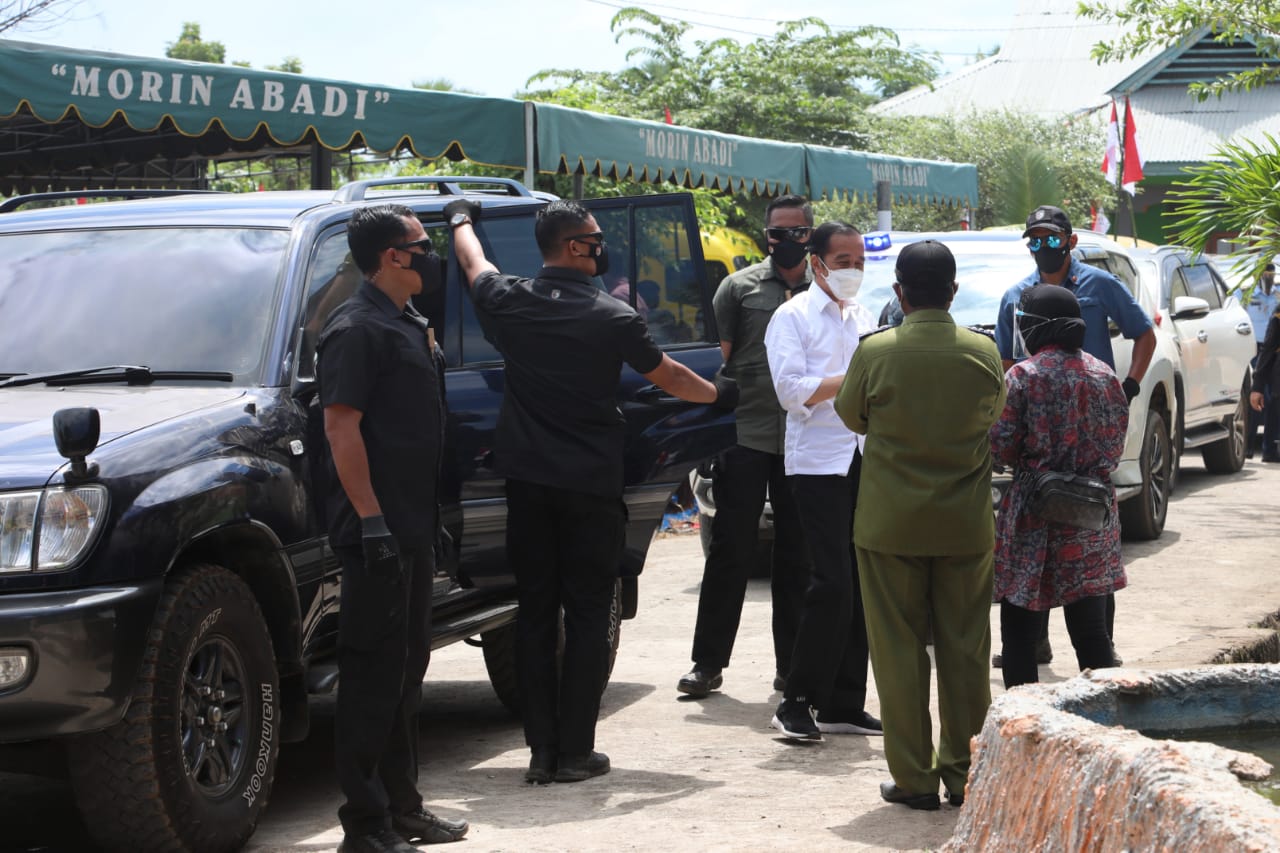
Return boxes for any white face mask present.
[824,266,863,300]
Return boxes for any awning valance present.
[534,103,806,196]
[0,38,527,167]
[805,144,979,208]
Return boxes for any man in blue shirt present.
[1245,264,1277,459]
[993,205,1156,670]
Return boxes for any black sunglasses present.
[391,237,434,253]
[765,226,812,241]
[564,231,605,245]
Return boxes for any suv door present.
[1168,257,1220,421]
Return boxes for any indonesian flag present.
[664,105,673,125]
[1121,96,1145,195]
[1091,205,1111,235]
[1101,101,1121,186]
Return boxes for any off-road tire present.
[482,579,623,716]
[1201,377,1250,474]
[66,564,279,853]
[1119,410,1170,541]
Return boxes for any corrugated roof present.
[1129,85,1280,174]
[872,0,1280,168]
[872,0,1156,119]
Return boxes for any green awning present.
[534,103,806,196]
[805,144,979,208]
[0,38,527,167]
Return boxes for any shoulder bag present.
[1018,469,1111,531]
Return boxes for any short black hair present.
[765,194,813,227]
[347,204,415,274]
[534,200,594,257]
[809,221,861,258]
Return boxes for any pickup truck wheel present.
[481,579,622,716]
[67,564,279,853]
[1200,380,1249,474]
[1119,410,1169,541]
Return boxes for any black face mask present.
[587,241,610,278]
[769,239,808,270]
[408,251,442,294]
[1033,244,1070,276]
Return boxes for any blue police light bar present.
[864,232,892,252]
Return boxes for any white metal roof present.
[872,0,1157,120]
[871,0,1280,169]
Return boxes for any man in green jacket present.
[834,240,1006,811]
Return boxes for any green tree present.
[1164,134,1280,292]
[1078,0,1280,100]
[816,110,1109,233]
[523,7,939,147]
[1080,0,1280,289]
[165,22,226,64]
[266,56,303,74]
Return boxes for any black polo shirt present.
[472,266,663,497]
[316,280,443,547]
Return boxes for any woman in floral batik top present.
[989,284,1129,689]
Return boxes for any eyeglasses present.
[1026,234,1065,252]
[391,237,433,254]
[765,226,812,242]
[564,231,605,245]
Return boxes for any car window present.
[1177,264,1223,309]
[297,223,449,381]
[457,214,550,366]
[0,227,286,383]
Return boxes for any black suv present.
[0,178,732,852]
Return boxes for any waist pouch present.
[1019,469,1110,530]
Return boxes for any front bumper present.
[0,580,162,743]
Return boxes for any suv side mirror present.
[1171,295,1211,320]
[53,407,101,480]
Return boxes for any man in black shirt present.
[317,204,467,853]
[448,197,735,784]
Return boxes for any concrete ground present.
[5,453,1278,852]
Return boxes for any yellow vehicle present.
[622,225,763,344]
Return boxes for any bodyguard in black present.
[448,197,735,785]
[317,205,467,853]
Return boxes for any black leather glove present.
[711,367,739,412]
[443,199,481,226]
[361,514,401,576]
[1122,377,1141,404]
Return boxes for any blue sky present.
[17,0,1017,97]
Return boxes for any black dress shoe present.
[339,828,423,853]
[677,666,723,698]
[525,746,556,785]
[555,750,610,782]
[946,788,964,807]
[879,781,940,811]
[392,807,468,845]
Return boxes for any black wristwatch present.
[449,212,472,229]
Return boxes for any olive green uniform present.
[834,309,1006,798]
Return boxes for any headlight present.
[0,487,108,573]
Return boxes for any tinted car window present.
[1179,264,1223,309]
[0,227,287,382]
[458,215,551,366]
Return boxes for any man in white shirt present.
[764,221,883,741]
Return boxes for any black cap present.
[1266,263,1276,272]
[895,240,956,288]
[1022,205,1072,238]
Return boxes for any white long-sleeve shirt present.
[764,286,877,476]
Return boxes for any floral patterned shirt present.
[989,346,1130,609]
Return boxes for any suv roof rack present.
[0,189,222,214]
[331,176,534,204]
